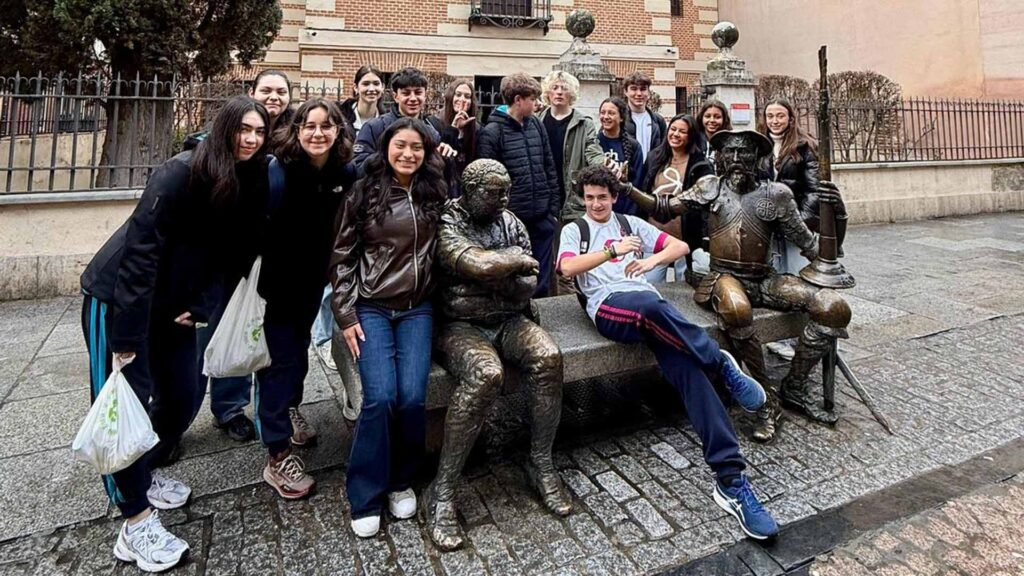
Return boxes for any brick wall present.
[262,0,718,99]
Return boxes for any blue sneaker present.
[719,350,766,412]
[714,476,779,540]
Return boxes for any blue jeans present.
[311,284,337,347]
[194,305,252,425]
[644,254,687,284]
[347,301,433,518]
[773,235,810,275]
[594,291,745,482]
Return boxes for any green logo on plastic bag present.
[101,395,119,436]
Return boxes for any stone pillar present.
[699,22,757,129]
[552,10,615,121]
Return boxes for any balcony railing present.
[469,0,553,34]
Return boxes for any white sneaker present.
[147,471,191,510]
[113,511,189,573]
[315,341,337,371]
[351,515,381,538]
[388,488,417,519]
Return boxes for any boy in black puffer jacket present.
[477,73,560,297]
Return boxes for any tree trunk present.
[96,68,175,189]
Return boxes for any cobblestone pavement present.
[0,212,1023,575]
[810,474,1024,576]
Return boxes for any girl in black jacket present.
[79,95,270,573]
[762,98,848,274]
[256,98,357,501]
[640,114,714,284]
[427,78,479,197]
[697,100,733,172]
[330,117,447,538]
[339,65,385,142]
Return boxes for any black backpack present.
[569,213,633,310]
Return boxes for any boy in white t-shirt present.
[557,165,779,541]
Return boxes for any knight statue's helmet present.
[709,129,773,158]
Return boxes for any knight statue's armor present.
[629,130,851,442]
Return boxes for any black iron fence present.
[0,73,347,193]
[2,72,1023,195]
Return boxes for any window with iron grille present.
[480,0,532,17]
[670,0,682,17]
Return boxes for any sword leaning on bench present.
[807,45,893,436]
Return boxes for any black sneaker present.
[215,414,256,442]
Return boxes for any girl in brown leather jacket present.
[330,117,448,538]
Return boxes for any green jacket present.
[540,108,605,221]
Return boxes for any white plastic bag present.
[72,358,160,474]
[203,256,271,377]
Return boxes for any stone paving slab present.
[809,475,1024,576]
[0,212,1022,573]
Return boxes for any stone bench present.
[331,282,809,412]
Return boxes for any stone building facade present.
[258,0,722,112]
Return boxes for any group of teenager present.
[80,63,840,572]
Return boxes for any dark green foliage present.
[2,0,282,79]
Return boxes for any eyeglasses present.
[301,123,339,135]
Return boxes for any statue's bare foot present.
[780,384,839,426]
[752,403,781,443]
[527,462,572,516]
[424,489,465,551]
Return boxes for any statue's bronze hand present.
[816,180,841,205]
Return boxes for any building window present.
[670,0,682,17]
[676,87,688,115]
[469,0,553,34]
[480,0,532,17]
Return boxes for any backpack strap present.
[615,212,633,237]
[267,155,286,215]
[571,217,591,311]
[572,217,590,254]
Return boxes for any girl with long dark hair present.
[697,100,732,171]
[596,96,645,214]
[194,69,298,446]
[641,113,713,283]
[339,65,385,140]
[427,78,479,196]
[256,98,356,500]
[330,117,447,538]
[80,95,270,572]
[760,98,848,275]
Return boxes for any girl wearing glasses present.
[254,98,355,500]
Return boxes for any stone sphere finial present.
[565,9,596,39]
[711,21,739,50]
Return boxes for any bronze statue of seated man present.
[425,159,571,550]
[628,130,851,443]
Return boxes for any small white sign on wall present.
[731,103,752,124]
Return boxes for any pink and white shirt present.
[557,213,670,323]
